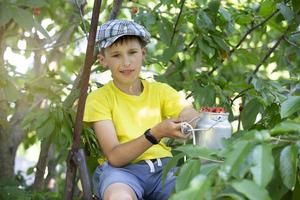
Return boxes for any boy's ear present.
[142,47,147,59]
[97,53,107,68]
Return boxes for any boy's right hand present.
[151,118,189,141]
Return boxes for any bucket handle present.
[180,116,223,145]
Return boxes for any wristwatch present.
[144,129,159,145]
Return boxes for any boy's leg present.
[93,162,144,200]
[151,166,177,200]
[143,158,178,200]
[103,183,138,200]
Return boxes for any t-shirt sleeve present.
[83,90,112,122]
[160,83,191,118]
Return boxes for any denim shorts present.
[93,157,177,200]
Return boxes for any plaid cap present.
[96,19,151,49]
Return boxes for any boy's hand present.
[151,118,189,141]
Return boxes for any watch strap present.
[144,128,159,145]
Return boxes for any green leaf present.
[236,49,260,65]
[61,121,72,140]
[170,174,210,200]
[208,0,220,14]
[259,0,276,18]
[292,0,300,12]
[239,130,271,142]
[200,162,220,176]
[3,80,19,102]
[219,7,232,22]
[250,144,274,187]
[12,7,35,30]
[175,160,201,191]
[176,144,218,158]
[33,109,50,129]
[279,145,298,190]
[231,180,271,200]
[277,3,294,23]
[271,120,300,135]
[161,47,177,62]
[157,17,172,44]
[0,3,12,27]
[220,140,253,180]
[217,192,245,200]
[235,14,252,25]
[251,77,265,91]
[36,117,55,140]
[212,35,229,52]
[57,122,72,148]
[21,110,38,130]
[197,9,214,30]
[162,153,185,186]
[194,85,216,106]
[56,108,64,123]
[280,96,300,118]
[197,39,215,58]
[16,0,48,7]
[241,98,261,130]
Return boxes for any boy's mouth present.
[120,69,134,75]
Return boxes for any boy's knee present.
[105,192,135,200]
[103,183,138,200]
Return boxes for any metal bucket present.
[194,112,232,149]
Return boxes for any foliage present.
[0,0,299,199]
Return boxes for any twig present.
[109,0,123,20]
[183,37,196,51]
[284,37,300,49]
[237,111,241,132]
[170,0,185,45]
[248,33,286,84]
[229,9,279,56]
[208,9,280,75]
[230,87,252,106]
[291,30,300,35]
[75,0,88,38]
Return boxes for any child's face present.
[99,38,146,88]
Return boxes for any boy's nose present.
[123,56,131,67]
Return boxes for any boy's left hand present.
[150,118,190,141]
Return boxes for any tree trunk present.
[0,23,15,180]
[0,140,16,179]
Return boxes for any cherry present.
[131,7,139,14]
[239,104,244,112]
[33,7,41,16]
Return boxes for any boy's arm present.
[93,119,187,167]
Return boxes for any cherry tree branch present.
[208,9,280,75]
[248,33,286,84]
[109,0,123,20]
[170,0,185,45]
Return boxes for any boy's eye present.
[112,54,120,57]
[129,51,137,54]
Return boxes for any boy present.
[84,19,198,200]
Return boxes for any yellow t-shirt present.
[84,79,190,163]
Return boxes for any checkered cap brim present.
[97,19,151,49]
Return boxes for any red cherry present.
[239,104,244,112]
[131,7,139,14]
[33,7,41,16]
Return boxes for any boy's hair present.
[96,19,150,50]
[99,35,147,55]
